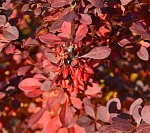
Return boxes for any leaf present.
[46,96,59,110]
[87,0,103,8]
[75,24,88,42]
[97,106,111,123]
[0,92,6,100]
[22,4,29,12]
[118,38,130,47]
[25,89,43,98]
[80,14,92,25]
[17,66,31,76]
[23,37,40,47]
[137,46,149,61]
[130,22,150,41]
[141,105,150,124]
[50,0,69,8]
[34,6,42,16]
[58,128,68,133]
[44,51,60,64]
[136,124,150,133]
[18,78,41,91]
[81,46,111,59]
[112,117,134,131]
[0,15,6,27]
[28,108,46,127]
[132,105,142,125]
[120,0,133,5]
[70,97,82,109]
[84,105,95,118]
[59,21,72,39]
[59,102,74,128]
[85,83,101,95]
[39,33,61,44]
[106,98,121,113]
[40,80,52,91]
[129,98,143,115]
[76,116,92,127]
[98,125,117,133]
[2,25,19,41]
[58,89,66,104]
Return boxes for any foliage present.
[0,0,150,132]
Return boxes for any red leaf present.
[130,22,150,41]
[120,0,133,5]
[25,89,43,98]
[22,4,29,12]
[73,124,86,133]
[59,21,72,39]
[45,116,62,133]
[59,102,74,128]
[46,96,59,110]
[17,66,31,76]
[39,33,61,44]
[87,0,103,8]
[97,106,111,123]
[129,98,143,115]
[58,89,66,104]
[50,0,69,8]
[28,108,46,127]
[118,38,130,47]
[141,105,150,124]
[0,15,6,27]
[18,78,41,91]
[2,25,19,41]
[23,37,40,47]
[136,124,150,133]
[40,80,52,91]
[106,98,121,113]
[44,51,60,64]
[34,6,42,16]
[58,128,68,133]
[81,46,111,59]
[80,14,92,25]
[85,83,101,95]
[76,116,92,127]
[70,97,82,109]
[132,105,142,125]
[84,105,95,118]
[0,92,6,100]
[137,46,149,61]
[75,24,88,42]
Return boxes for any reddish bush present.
[0,0,150,132]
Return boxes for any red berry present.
[63,67,69,79]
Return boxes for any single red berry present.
[63,67,69,79]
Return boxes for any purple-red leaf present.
[141,105,150,124]
[59,102,74,128]
[112,117,134,131]
[70,97,82,109]
[3,25,19,41]
[132,105,142,125]
[85,83,101,96]
[81,46,111,59]
[28,108,46,127]
[39,33,61,44]
[0,15,6,27]
[106,98,121,113]
[40,80,52,91]
[97,106,111,123]
[137,46,149,61]
[120,0,133,5]
[18,78,41,91]
[80,14,92,25]
[129,98,143,115]
[0,92,6,100]
[76,116,92,127]
[75,24,88,42]
[84,105,95,118]
[87,0,103,8]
